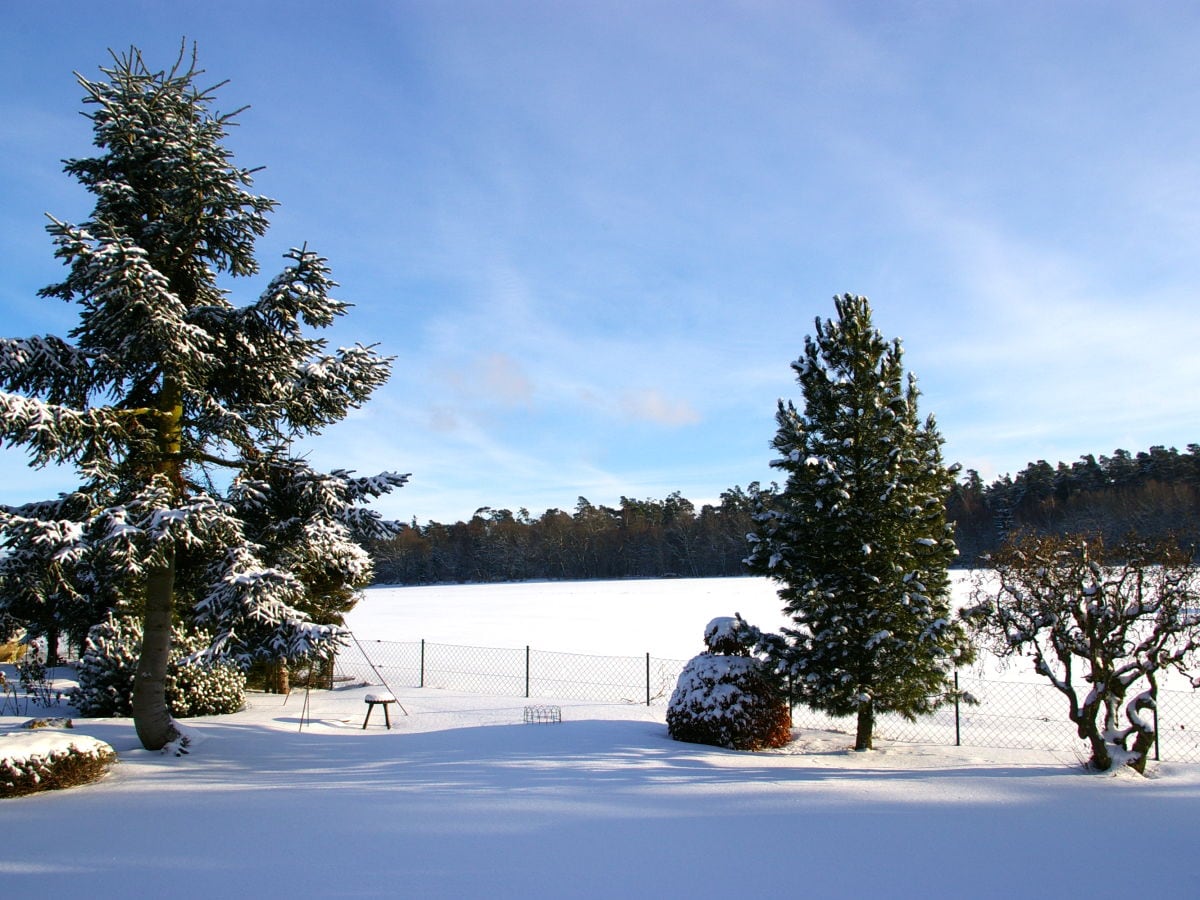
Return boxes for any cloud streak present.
[4,3,1200,521]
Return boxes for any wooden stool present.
[363,693,398,729]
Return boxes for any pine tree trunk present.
[855,699,874,751]
[132,546,178,751]
[268,661,290,694]
[45,621,60,669]
[133,376,184,751]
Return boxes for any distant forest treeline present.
[368,444,1200,584]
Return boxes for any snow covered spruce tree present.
[0,46,406,750]
[745,294,973,751]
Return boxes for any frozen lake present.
[346,573,978,661]
[349,575,796,660]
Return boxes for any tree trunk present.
[132,546,178,751]
[133,375,184,751]
[45,621,60,669]
[855,699,874,751]
[1073,708,1112,771]
[267,661,290,694]
[1127,691,1158,775]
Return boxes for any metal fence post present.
[525,645,531,698]
[419,639,425,688]
[954,671,961,747]
[1154,703,1161,762]
[646,653,651,706]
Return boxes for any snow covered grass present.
[1,576,1198,896]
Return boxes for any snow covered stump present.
[667,616,792,751]
[362,693,398,729]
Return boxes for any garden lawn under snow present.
[3,576,1199,898]
[3,683,1198,898]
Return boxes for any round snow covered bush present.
[69,615,245,718]
[667,616,792,751]
[0,732,117,798]
[69,615,140,716]
[167,657,246,718]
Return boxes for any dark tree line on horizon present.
[949,444,1200,564]
[369,444,1200,584]
[369,489,766,584]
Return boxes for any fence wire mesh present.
[789,673,1200,761]
[336,638,1200,762]
[336,638,689,706]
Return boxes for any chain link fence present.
[336,637,1200,762]
[336,638,687,706]
[790,673,1200,763]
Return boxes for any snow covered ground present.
[347,575,797,660]
[3,576,1200,898]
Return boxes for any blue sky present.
[3,1,1199,524]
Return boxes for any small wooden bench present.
[362,693,398,729]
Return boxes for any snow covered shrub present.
[70,615,245,718]
[69,616,139,716]
[167,655,246,718]
[667,616,792,751]
[0,732,116,798]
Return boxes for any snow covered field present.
[346,573,1044,687]
[3,576,1200,898]
[347,575,802,659]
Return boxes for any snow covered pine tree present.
[0,45,406,750]
[745,294,973,751]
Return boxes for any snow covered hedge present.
[667,616,792,751]
[1,732,116,798]
[69,615,246,718]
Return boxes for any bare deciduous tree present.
[963,533,1200,774]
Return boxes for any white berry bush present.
[667,615,792,751]
[69,615,245,718]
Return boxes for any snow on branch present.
[964,533,1200,774]
[196,545,346,663]
[0,336,97,403]
[0,391,130,471]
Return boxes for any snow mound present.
[1,730,117,798]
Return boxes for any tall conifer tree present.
[746,294,972,750]
[0,46,405,749]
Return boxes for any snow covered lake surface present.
[347,575,804,660]
[3,575,1199,897]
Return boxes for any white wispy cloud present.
[618,388,701,428]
